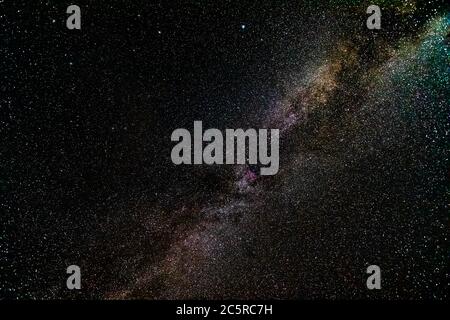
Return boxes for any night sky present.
[2,1,449,299]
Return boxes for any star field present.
[1,0,449,299]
